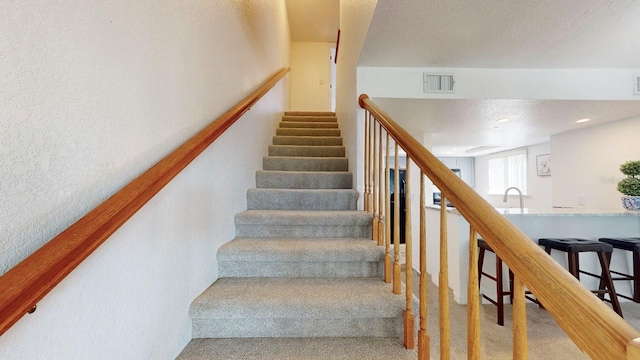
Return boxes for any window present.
[488,150,527,194]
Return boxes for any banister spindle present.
[513,275,528,360]
[418,171,430,359]
[384,133,392,283]
[440,194,450,359]
[364,110,369,212]
[372,118,378,241]
[404,158,415,349]
[369,114,375,212]
[377,123,384,246]
[468,228,480,360]
[393,142,401,294]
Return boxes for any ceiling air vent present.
[423,73,455,94]
[634,75,640,95]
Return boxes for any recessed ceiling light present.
[497,118,510,123]
[576,118,590,123]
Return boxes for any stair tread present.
[273,136,343,146]
[247,188,357,194]
[282,115,337,122]
[186,111,409,345]
[268,145,345,158]
[264,156,346,160]
[246,188,358,211]
[235,210,372,225]
[263,156,348,172]
[276,128,340,136]
[279,121,339,128]
[285,111,335,115]
[189,278,404,319]
[177,337,416,360]
[218,238,383,262]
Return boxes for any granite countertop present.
[425,205,640,217]
[495,207,640,216]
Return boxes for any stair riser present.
[273,136,342,146]
[247,190,357,210]
[276,128,341,137]
[283,115,337,122]
[268,145,345,157]
[218,261,382,278]
[263,157,348,172]
[235,225,371,238]
[192,318,402,338]
[279,122,338,129]
[284,111,335,117]
[256,171,352,189]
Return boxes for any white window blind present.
[488,150,527,195]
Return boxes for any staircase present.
[177,112,416,359]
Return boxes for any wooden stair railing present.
[0,67,290,337]
[359,94,640,360]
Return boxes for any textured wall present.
[552,116,640,209]
[336,0,378,210]
[0,0,290,358]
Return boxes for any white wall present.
[357,67,640,100]
[0,1,290,358]
[551,116,640,209]
[337,0,379,210]
[290,41,334,111]
[475,143,553,209]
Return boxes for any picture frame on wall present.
[536,154,551,176]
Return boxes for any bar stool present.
[477,238,513,326]
[538,238,623,317]
[598,237,640,302]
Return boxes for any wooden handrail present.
[359,94,640,360]
[0,67,290,337]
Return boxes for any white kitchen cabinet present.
[437,157,475,187]
[458,157,475,187]
[438,157,459,169]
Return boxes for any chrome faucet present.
[503,187,524,210]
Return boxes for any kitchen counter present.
[426,204,640,216]
[421,205,640,305]
[496,207,640,216]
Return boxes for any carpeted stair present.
[177,112,414,359]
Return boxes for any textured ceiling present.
[358,1,640,156]
[373,98,640,156]
[286,0,339,42]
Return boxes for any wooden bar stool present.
[598,237,640,303]
[539,238,623,317]
[477,238,513,326]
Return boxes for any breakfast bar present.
[422,206,640,305]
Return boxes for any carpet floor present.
[411,269,640,359]
[177,268,640,359]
